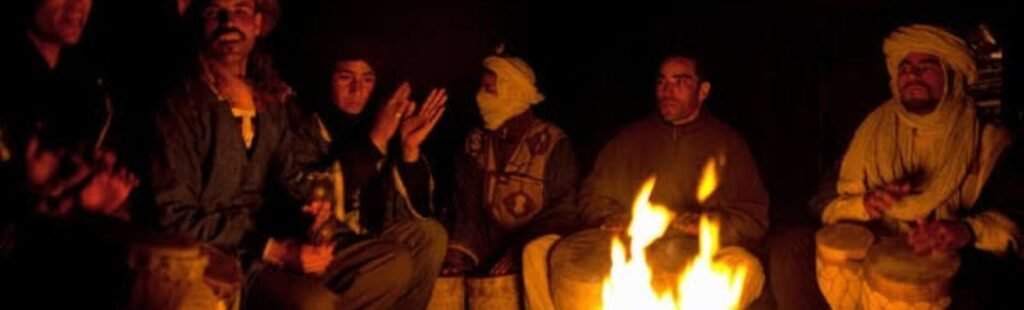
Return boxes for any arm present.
[579,137,632,228]
[511,139,580,245]
[151,94,252,249]
[708,136,770,247]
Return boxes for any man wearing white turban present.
[441,53,581,282]
[825,24,1018,257]
[794,24,1022,309]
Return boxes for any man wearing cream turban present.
[813,24,1023,308]
[441,53,581,287]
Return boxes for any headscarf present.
[476,55,544,130]
[837,24,980,220]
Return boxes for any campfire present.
[601,158,750,310]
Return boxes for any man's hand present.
[25,136,63,188]
[489,249,518,276]
[399,88,447,163]
[302,200,333,230]
[264,238,335,275]
[79,166,138,215]
[864,182,912,218]
[908,219,973,254]
[600,213,631,232]
[441,249,474,276]
[370,82,413,153]
[671,212,701,236]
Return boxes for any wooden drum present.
[427,276,466,310]
[467,274,520,310]
[815,223,875,310]
[861,238,959,310]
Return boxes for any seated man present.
[2,0,142,307]
[443,51,580,280]
[817,24,1022,309]
[303,43,449,310]
[151,0,422,308]
[529,50,769,309]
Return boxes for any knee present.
[415,219,449,255]
[380,246,415,289]
[290,288,338,310]
[523,234,560,264]
[717,247,766,305]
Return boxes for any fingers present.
[388,82,412,109]
[403,101,417,120]
[490,262,510,276]
[427,106,446,129]
[876,191,899,209]
[441,267,461,276]
[424,89,447,114]
[26,136,41,159]
[302,244,334,274]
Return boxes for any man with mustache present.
[529,50,769,309]
[151,0,418,308]
[807,24,1023,308]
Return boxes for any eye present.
[234,7,254,18]
[335,73,355,84]
[202,8,221,20]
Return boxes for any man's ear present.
[698,81,711,104]
[254,13,264,37]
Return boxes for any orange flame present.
[601,158,747,310]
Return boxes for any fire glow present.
[601,158,749,310]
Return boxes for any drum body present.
[128,233,242,310]
[861,238,959,310]
[427,276,466,310]
[815,223,875,310]
[467,274,520,310]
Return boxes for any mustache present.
[211,27,246,41]
[901,81,931,91]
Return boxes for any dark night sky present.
[16,0,1017,228]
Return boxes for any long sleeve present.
[448,149,495,266]
[579,136,632,228]
[511,139,580,246]
[709,136,770,247]
[151,94,252,250]
[966,140,1023,257]
[393,157,434,217]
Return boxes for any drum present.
[202,245,243,310]
[815,222,875,310]
[128,232,242,310]
[549,229,613,310]
[861,237,960,310]
[466,274,520,310]
[427,276,466,310]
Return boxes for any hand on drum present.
[600,213,631,232]
[908,219,973,254]
[441,249,474,276]
[302,200,333,230]
[489,249,519,276]
[864,182,912,218]
[671,212,701,236]
[264,238,335,275]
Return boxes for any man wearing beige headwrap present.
[824,24,1018,256]
[812,24,1023,308]
[441,53,580,284]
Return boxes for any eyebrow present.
[338,69,376,76]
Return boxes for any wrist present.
[402,144,420,163]
[369,130,389,154]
